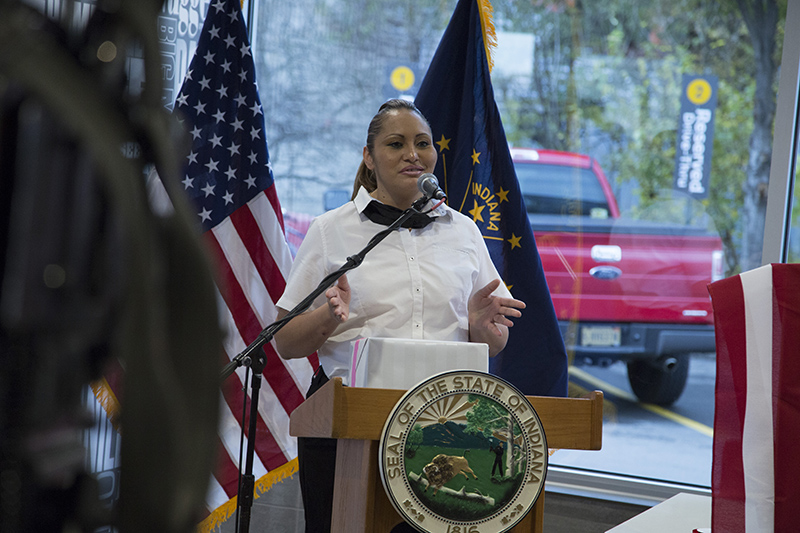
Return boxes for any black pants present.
[492,454,504,476]
[297,367,337,533]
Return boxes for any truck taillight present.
[712,250,724,282]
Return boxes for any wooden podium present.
[290,378,603,532]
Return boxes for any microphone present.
[417,173,446,201]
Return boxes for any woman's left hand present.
[468,279,526,356]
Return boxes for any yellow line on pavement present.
[569,366,714,438]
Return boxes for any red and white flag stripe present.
[708,263,800,533]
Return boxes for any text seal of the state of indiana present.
[378,370,547,533]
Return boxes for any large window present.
[245,0,791,503]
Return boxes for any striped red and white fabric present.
[708,263,800,533]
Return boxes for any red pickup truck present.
[512,148,724,405]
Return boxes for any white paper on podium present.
[349,337,489,389]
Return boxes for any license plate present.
[581,326,621,347]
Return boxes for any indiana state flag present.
[415,0,568,396]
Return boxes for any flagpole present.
[243,0,256,44]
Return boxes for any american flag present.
[172,0,317,527]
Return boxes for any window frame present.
[762,1,800,265]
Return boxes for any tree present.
[463,396,522,479]
[406,423,423,457]
[735,0,782,270]
[490,0,785,275]
[250,0,450,214]
[249,0,787,273]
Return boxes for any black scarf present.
[362,201,434,229]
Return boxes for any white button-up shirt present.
[276,187,511,385]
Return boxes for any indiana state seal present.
[379,370,547,533]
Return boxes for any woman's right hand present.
[275,274,351,360]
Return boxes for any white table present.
[606,492,711,532]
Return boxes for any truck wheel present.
[626,354,690,406]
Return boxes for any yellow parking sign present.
[686,78,713,106]
[390,65,415,92]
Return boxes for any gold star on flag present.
[471,149,481,165]
[508,233,522,249]
[468,199,485,222]
[437,135,451,152]
[497,187,510,203]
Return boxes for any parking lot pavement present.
[553,354,715,487]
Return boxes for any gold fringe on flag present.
[196,458,300,533]
[254,458,299,495]
[198,496,238,533]
[477,0,497,72]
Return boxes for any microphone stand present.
[220,194,433,533]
